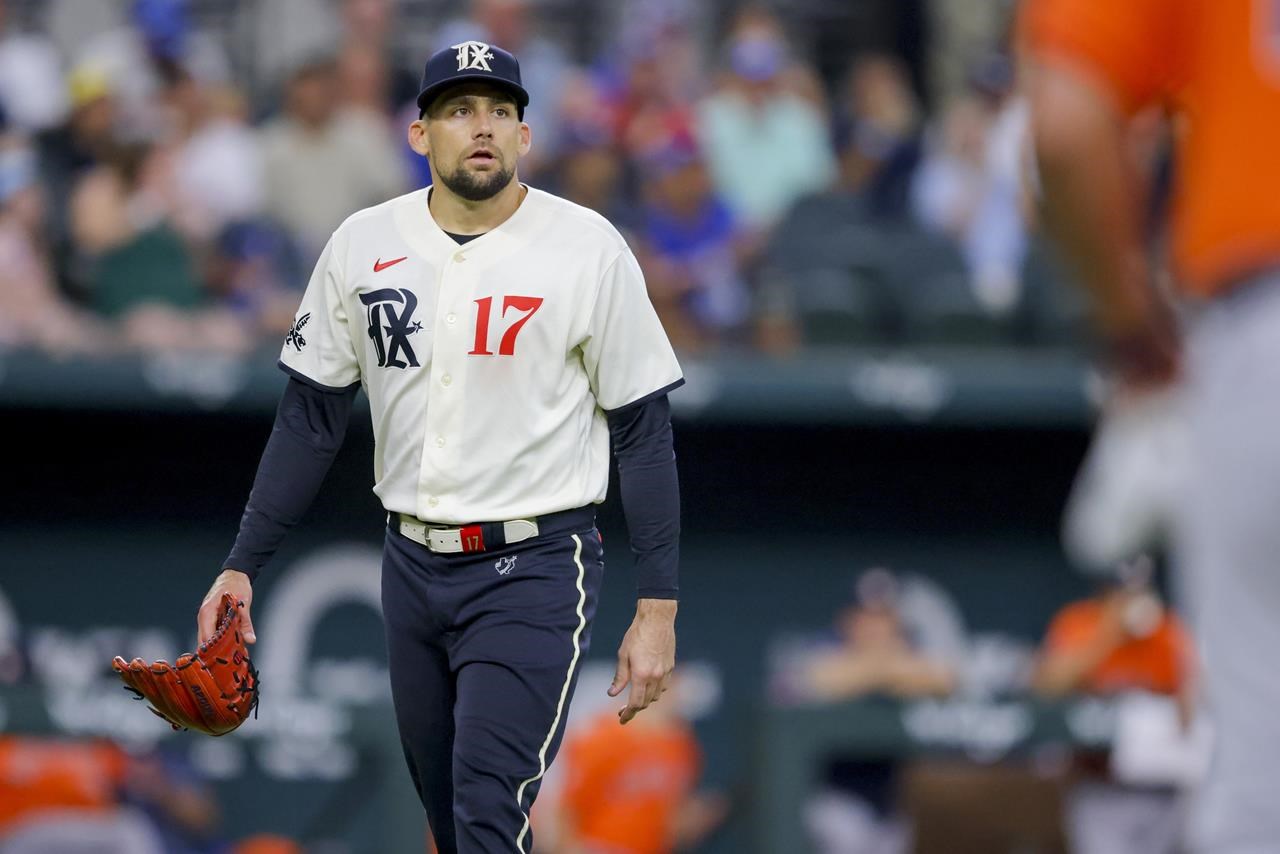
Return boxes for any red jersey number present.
[469,295,544,356]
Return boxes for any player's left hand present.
[609,598,677,724]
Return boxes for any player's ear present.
[408,118,431,157]
[517,121,531,158]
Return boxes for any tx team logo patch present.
[359,288,422,369]
[453,40,494,71]
[495,556,517,575]
[285,312,310,351]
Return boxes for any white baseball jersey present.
[279,185,683,524]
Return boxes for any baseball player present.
[1021,2,1280,851]
[195,42,684,853]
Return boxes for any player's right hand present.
[198,569,255,645]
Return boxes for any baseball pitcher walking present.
[197,42,684,853]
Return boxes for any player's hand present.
[198,569,255,646]
[1103,293,1182,393]
[609,598,677,725]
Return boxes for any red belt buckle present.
[460,525,485,553]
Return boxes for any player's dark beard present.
[440,158,515,201]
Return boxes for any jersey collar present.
[395,183,536,259]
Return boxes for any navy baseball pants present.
[380,506,604,854]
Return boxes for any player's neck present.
[428,178,527,236]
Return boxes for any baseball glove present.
[112,593,259,736]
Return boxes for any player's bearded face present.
[425,87,525,202]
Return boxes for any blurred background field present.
[0,1,1195,853]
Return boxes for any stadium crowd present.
[0,0,1043,360]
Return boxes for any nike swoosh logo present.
[374,256,408,272]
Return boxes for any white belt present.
[394,513,540,553]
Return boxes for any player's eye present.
[494,108,508,118]
[453,106,470,116]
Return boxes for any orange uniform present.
[0,736,128,831]
[1042,600,1192,696]
[1021,0,1280,295]
[559,712,700,854]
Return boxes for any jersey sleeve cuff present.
[277,360,361,394]
[637,587,679,600]
[604,378,685,415]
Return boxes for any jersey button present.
[427,497,439,508]
[436,436,446,448]
[441,374,452,386]
[446,313,457,324]
[453,253,466,263]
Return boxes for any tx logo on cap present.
[453,41,494,72]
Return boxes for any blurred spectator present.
[800,568,956,705]
[338,0,419,111]
[547,109,635,231]
[337,41,394,118]
[260,56,407,262]
[36,63,121,295]
[121,750,222,854]
[793,569,957,854]
[1032,557,1194,854]
[74,0,232,138]
[925,0,1016,108]
[339,0,423,204]
[162,70,265,242]
[207,220,305,337]
[435,0,572,177]
[911,54,1030,315]
[695,8,836,231]
[0,0,68,133]
[541,672,728,854]
[834,54,923,221]
[247,0,341,96]
[70,141,249,353]
[0,143,109,356]
[635,129,752,352]
[595,6,702,164]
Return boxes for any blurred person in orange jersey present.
[0,736,222,853]
[1032,558,1196,854]
[0,736,129,833]
[1021,1,1280,850]
[540,671,728,854]
[1033,558,1193,703]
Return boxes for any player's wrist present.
[635,598,678,620]
[216,567,254,586]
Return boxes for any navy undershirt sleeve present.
[223,377,357,581]
[606,394,680,599]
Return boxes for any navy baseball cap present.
[416,41,530,119]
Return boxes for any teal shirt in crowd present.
[696,91,837,229]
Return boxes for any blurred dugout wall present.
[0,384,1092,853]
